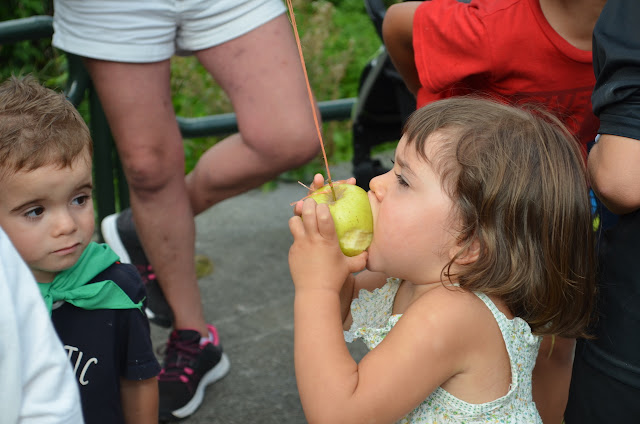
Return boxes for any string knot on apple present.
[307,182,373,257]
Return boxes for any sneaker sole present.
[145,307,173,328]
[100,213,131,263]
[102,213,173,326]
[164,353,231,420]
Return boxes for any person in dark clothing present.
[565,0,640,421]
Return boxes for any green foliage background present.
[0,0,64,86]
[1,0,395,183]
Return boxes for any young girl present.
[289,97,596,423]
[384,2,606,420]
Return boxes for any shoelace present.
[158,334,202,384]
[135,264,156,285]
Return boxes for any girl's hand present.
[292,173,357,216]
[289,197,367,293]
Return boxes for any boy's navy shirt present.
[51,262,160,424]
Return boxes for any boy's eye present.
[72,195,90,206]
[25,207,44,218]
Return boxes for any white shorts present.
[52,0,286,63]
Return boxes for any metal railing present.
[0,16,357,224]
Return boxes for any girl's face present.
[367,132,460,284]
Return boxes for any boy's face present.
[0,151,95,282]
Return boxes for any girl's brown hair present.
[0,75,92,179]
[403,97,596,338]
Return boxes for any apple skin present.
[308,183,373,256]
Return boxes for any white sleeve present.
[0,229,84,424]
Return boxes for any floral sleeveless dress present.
[344,278,543,423]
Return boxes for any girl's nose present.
[369,172,387,202]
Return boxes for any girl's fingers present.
[315,203,336,241]
[293,174,326,216]
[311,173,326,191]
[300,198,320,234]
[293,199,304,216]
[288,215,304,239]
[299,199,338,245]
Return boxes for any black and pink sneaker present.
[158,324,230,421]
[101,209,174,327]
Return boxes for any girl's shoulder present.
[399,286,514,355]
[407,284,514,320]
[406,284,493,320]
[403,285,539,360]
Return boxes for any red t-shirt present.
[413,0,599,156]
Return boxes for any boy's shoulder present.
[422,0,529,19]
[87,262,146,303]
[474,0,529,16]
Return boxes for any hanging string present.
[285,0,336,200]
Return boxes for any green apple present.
[308,183,373,256]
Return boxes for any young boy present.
[0,75,160,424]
[382,0,606,422]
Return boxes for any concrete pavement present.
[150,161,376,423]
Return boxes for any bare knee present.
[271,129,321,169]
[243,121,321,171]
[119,144,185,197]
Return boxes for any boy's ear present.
[449,239,480,265]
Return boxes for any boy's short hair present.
[0,75,92,179]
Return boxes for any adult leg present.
[187,13,321,214]
[83,59,208,336]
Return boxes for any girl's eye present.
[72,195,90,206]
[394,172,409,187]
[390,159,409,186]
[24,207,44,219]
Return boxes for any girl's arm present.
[289,200,470,423]
[342,270,389,330]
[339,273,356,327]
[295,282,474,422]
[120,377,158,424]
[383,2,424,96]
[532,336,576,424]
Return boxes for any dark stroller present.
[351,0,470,190]
[351,0,416,190]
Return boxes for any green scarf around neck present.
[37,242,143,315]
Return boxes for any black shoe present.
[101,209,174,327]
[158,324,230,421]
